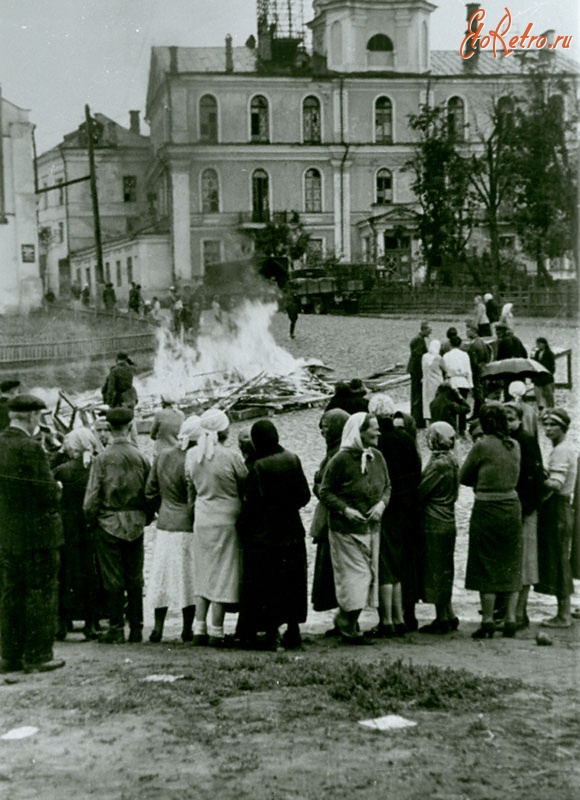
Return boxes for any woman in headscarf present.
[535,409,578,629]
[421,340,445,426]
[368,394,420,637]
[507,381,538,440]
[185,408,248,647]
[311,409,350,617]
[145,415,201,643]
[504,403,544,629]
[320,412,390,643]
[150,393,185,457]
[460,404,522,639]
[499,302,515,331]
[473,295,491,337]
[237,420,311,650]
[418,422,459,634]
[54,428,101,640]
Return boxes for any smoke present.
[136,299,301,400]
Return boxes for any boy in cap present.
[0,379,21,431]
[0,394,65,673]
[83,407,151,643]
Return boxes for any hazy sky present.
[1,0,578,152]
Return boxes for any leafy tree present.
[404,102,474,285]
[252,212,310,285]
[511,61,577,285]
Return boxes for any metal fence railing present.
[0,332,157,367]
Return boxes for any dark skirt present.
[311,539,337,612]
[465,497,522,593]
[380,504,423,604]
[422,513,456,605]
[535,494,574,597]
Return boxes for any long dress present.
[237,449,310,637]
[144,446,195,612]
[185,443,247,603]
[421,353,445,418]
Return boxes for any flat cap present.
[106,407,134,426]
[8,393,46,412]
[0,379,21,393]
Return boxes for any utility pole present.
[85,104,104,284]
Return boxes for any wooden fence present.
[0,332,157,369]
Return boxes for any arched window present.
[304,168,322,212]
[367,34,394,68]
[447,96,465,142]
[199,95,218,142]
[252,168,269,222]
[250,96,269,143]
[497,95,515,133]
[303,96,321,144]
[201,168,219,213]
[375,97,393,144]
[331,20,343,65]
[376,168,393,205]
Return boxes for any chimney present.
[169,46,178,74]
[225,34,234,73]
[540,29,556,60]
[465,3,481,61]
[129,110,140,135]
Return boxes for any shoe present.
[149,630,162,643]
[368,623,395,639]
[180,630,193,643]
[419,619,449,634]
[502,622,517,638]
[281,631,302,650]
[128,629,143,644]
[191,634,208,647]
[471,623,495,640]
[323,627,341,638]
[394,623,408,637]
[404,618,419,633]
[0,660,23,674]
[208,635,236,649]
[24,659,66,673]
[98,629,125,644]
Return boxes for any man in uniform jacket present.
[0,394,65,674]
[407,321,431,428]
[101,352,138,409]
[83,407,151,644]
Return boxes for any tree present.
[404,101,474,285]
[252,212,310,286]
[511,61,577,285]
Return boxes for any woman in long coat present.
[145,415,200,643]
[460,404,522,639]
[418,421,459,634]
[310,409,350,615]
[54,428,101,640]
[237,420,311,650]
[320,412,390,643]
[185,408,247,647]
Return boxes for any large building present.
[71,0,579,293]
[0,88,42,313]
[36,112,151,299]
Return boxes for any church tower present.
[309,0,436,73]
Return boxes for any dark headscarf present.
[251,419,283,460]
[320,408,350,455]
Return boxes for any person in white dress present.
[421,339,445,425]
[442,334,473,434]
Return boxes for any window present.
[202,240,221,268]
[303,96,321,144]
[447,97,465,142]
[201,168,220,213]
[251,169,269,222]
[367,34,394,68]
[76,269,81,286]
[85,267,91,287]
[123,176,137,203]
[331,21,343,64]
[304,168,322,212]
[497,96,515,132]
[375,97,393,144]
[250,96,269,143]
[58,221,65,243]
[57,179,64,206]
[127,256,133,284]
[199,95,218,142]
[116,261,122,287]
[105,262,111,283]
[376,168,393,205]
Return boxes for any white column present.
[342,166,351,262]
[170,168,192,281]
[332,161,342,255]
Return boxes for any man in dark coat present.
[496,324,528,360]
[484,292,500,325]
[466,322,490,417]
[0,379,21,431]
[102,282,117,312]
[102,352,138,408]
[83,407,151,643]
[407,321,431,428]
[285,294,300,339]
[0,395,65,673]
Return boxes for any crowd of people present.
[0,304,577,673]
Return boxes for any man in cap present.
[0,379,21,431]
[83,407,151,643]
[102,352,138,409]
[407,321,431,428]
[0,394,65,673]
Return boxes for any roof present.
[429,50,580,77]
[152,45,257,74]
[38,113,149,159]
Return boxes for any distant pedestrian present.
[495,324,527,360]
[285,294,300,339]
[102,352,138,409]
[102,282,117,312]
[484,292,500,325]
[499,302,515,331]
[150,296,162,323]
[81,284,91,307]
[421,339,445,425]
[473,295,491,337]
[407,321,431,428]
[531,337,556,410]
[465,322,490,418]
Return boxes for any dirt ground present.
[1,311,579,799]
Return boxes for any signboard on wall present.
[21,244,36,262]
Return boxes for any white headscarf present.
[340,411,374,474]
[63,428,99,468]
[368,393,395,418]
[422,338,441,367]
[483,293,493,302]
[508,380,526,400]
[177,414,202,450]
[195,407,229,463]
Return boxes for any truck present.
[288,264,376,314]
